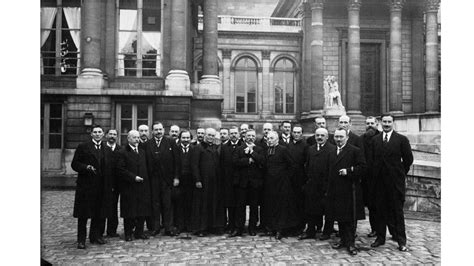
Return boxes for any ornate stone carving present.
[424,0,440,13]
[310,0,324,10]
[347,0,361,11]
[388,0,405,11]
[262,50,271,60]
[222,49,232,59]
[324,76,345,114]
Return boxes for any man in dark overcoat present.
[71,125,113,249]
[362,116,381,238]
[299,128,335,240]
[116,130,152,241]
[370,114,413,252]
[287,125,308,233]
[191,128,224,236]
[306,116,334,146]
[230,129,264,237]
[327,128,366,256]
[175,130,200,233]
[100,129,122,238]
[220,126,242,234]
[145,122,180,236]
[262,131,299,240]
[278,120,292,147]
[255,122,272,232]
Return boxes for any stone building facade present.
[41,0,440,215]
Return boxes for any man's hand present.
[86,165,97,174]
[135,176,144,182]
[249,157,255,164]
[195,181,202,189]
[173,178,180,187]
[338,169,347,176]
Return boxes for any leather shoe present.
[248,230,257,236]
[298,232,315,240]
[124,235,133,241]
[347,246,358,256]
[229,230,242,237]
[275,231,283,240]
[107,233,120,238]
[77,242,86,249]
[371,239,385,248]
[367,231,377,238]
[197,231,207,237]
[331,242,346,249]
[319,234,331,240]
[134,233,149,240]
[259,231,274,237]
[398,245,408,252]
[165,231,178,237]
[90,237,107,245]
[150,229,161,236]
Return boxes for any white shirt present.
[383,130,394,142]
[337,144,346,154]
[107,142,116,151]
[129,144,139,153]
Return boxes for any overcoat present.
[361,130,381,206]
[232,143,264,188]
[326,143,366,222]
[262,144,300,231]
[371,131,413,198]
[72,140,113,219]
[116,144,152,218]
[303,142,335,216]
[220,140,243,207]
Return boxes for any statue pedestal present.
[324,106,346,116]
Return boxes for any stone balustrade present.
[198,14,302,33]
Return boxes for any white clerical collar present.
[181,143,189,149]
[282,134,290,139]
[231,140,239,145]
[92,140,102,146]
[222,140,229,145]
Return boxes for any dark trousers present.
[368,205,377,233]
[338,221,356,247]
[176,183,194,232]
[124,217,145,237]
[304,214,322,235]
[77,218,103,243]
[375,177,407,246]
[160,181,175,232]
[225,206,236,231]
[235,186,259,231]
[99,190,120,236]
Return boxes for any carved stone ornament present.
[388,0,405,11]
[262,50,271,60]
[310,0,324,10]
[424,0,440,13]
[347,0,361,11]
[222,49,232,59]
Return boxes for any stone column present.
[388,0,405,114]
[424,0,440,113]
[302,2,312,114]
[310,0,325,114]
[199,0,221,95]
[346,0,361,114]
[77,0,106,89]
[165,0,190,92]
[262,50,271,116]
[222,49,233,114]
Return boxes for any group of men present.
[71,113,413,256]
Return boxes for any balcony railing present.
[198,15,302,33]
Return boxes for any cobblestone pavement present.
[41,190,440,265]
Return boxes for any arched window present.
[273,58,295,114]
[235,57,257,113]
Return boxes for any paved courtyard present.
[41,190,440,264]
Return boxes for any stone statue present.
[324,75,345,116]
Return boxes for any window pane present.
[120,0,137,10]
[60,30,79,75]
[50,119,62,133]
[245,58,257,69]
[143,0,161,32]
[285,72,294,113]
[121,135,128,145]
[119,9,138,30]
[49,134,62,149]
[275,59,285,69]
[236,59,245,68]
[137,104,148,119]
[62,0,81,7]
[121,120,132,134]
[50,104,62,118]
[236,96,245,113]
[121,104,133,118]
[247,93,256,113]
[247,72,257,93]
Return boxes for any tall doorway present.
[360,43,381,116]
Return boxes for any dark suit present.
[220,140,243,231]
[191,142,224,233]
[372,131,413,246]
[278,133,292,147]
[232,143,264,232]
[303,142,335,235]
[262,145,299,232]
[175,143,200,232]
[116,144,152,238]
[326,143,366,248]
[362,130,381,234]
[71,140,113,243]
[145,136,180,233]
[287,139,309,229]
[100,143,122,237]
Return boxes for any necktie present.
[95,144,100,150]
[268,147,275,155]
[337,147,341,155]
[156,139,161,148]
[134,148,139,154]
[183,147,188,154]
[384,133,388,143]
